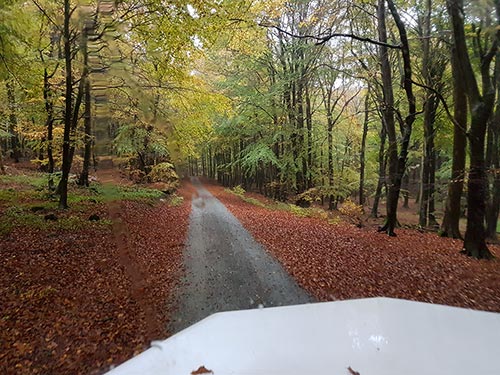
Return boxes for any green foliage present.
[339,199,364,227]
[113,124,170,161]
[295,188,322,207]
[148,162,180,193]
[0,174,48,190]
[231,185,246,196]
[225,186,267,208]
[0,205,111,236]
[149,162,179,183]
[239,143,280,176]
[167,193,184,207]
[90,183,164,202]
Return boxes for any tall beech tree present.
[417,0,447,228]
[377,0,416,236]
[446,0,496,259]
[440,37,467,239]
[486,53,500,241]
[58,0,74,209]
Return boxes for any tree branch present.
[32,0,60,31]
[262,24,402,49]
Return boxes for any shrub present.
[148,162,179,193]
[266,181,289,201]
[295,188,321,208]
[129,169,147,183]
[339,199,364,227]
[149,162,178,182]
[231,185,246,196]
[168,193,184,207]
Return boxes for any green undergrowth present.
[0,206,113,236]
[0,173,48,190]
[0,172,166,236]
[166,193,184,207]
[225,186,266,208]
[88,183,164,203]
[226,185,329,220]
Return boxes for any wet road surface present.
[169,178,312,333]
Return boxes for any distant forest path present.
[169,177,312,333]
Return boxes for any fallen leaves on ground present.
[191,365,214,374]
[207,182,500,313]
[0,185,192,374]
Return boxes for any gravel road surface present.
[169,178,312,333]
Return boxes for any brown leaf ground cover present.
[0,180,192,374]
[206,182,500,313]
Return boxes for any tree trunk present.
[418,0,444,228]
[78,69,92,187]
[305,84,313,189]
[328,114,334,210]
[447,0,495,258]
[485,52,500,241]
[43,66,56,190]
[378,0,417,236]
[371,124,386,218]
[402,173,410,208]
[6,79,21,163]
[58,0,73,209]
[419,95,439,226]
[441,45,467,238]
[464,110,494,258]
[376,0,397,234]
[359,88,369,207]
[0,144,5,174]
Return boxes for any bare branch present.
[262,24,402,49]
[32,0,60,31]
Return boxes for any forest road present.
[168,177,313,333]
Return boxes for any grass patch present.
[225,187,328,218]
[225,187,266,208]
[0,205,111,236]
[0,173,163,235]
[87,183,164,203]
[271,202,318,217]
[167,193,184,207]
[0,173,48,189]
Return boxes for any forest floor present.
[2,167,500,374]
[205,180,500,313]
[0,164,192,374]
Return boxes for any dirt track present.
[169,178,312,332]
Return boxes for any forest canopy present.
[0,0,499,258]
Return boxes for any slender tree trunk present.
[296,75,306,193]
[485,53,500,241]
[465,111,494,258]
[376,0,397,233]
[402,173,410,208]
[305,84,313,189]
[78,71,92,186]
[419,96,439,226]
[59,0,73,209]
[328,114,334,210]
[359,88,370,206]
[371,124,386,217]
[6,79,20,163]
[42,63,56,190]
[378,0,417,236]
[0,144,5,174]
[441,48,467,238]
[428,148,438,226]
[418,0,443,228]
